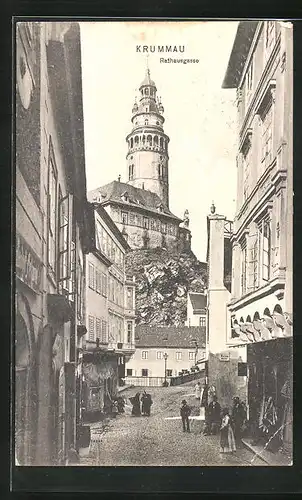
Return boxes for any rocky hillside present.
[125,248,207,326]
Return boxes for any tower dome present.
[139,68,157,90]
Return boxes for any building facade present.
[125,326,206,386]
[81,204,136,417]
[88,69,192,253]
[185,292,207,327]
[222,21,293,457]
[15,22,92,465]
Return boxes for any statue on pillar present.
[183,209,189,228]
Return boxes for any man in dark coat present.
[180,400,191,433]
[141,391,153,416]
[207,395,221,435]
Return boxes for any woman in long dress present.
[194,382,202,400]
[220,408,236,453]
[129,392,141,416]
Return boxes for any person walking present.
[180,400,191,433]
[220,408,236,454]
[207,395,222,435]
[129,392,141,416]
[194,382,202,400]
[231,396,246,447]
[141,391,153,416]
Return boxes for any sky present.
[80,21,239,262]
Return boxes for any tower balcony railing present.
[128,145,167,154]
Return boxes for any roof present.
[140,69,157,89]
[134,326,206,348]
[189,293,207,313]
[88,180,182,221]
[222,21,259,89]
[91,202,131,252]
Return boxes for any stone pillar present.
[207,212,231,354]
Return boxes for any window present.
[102,273,107,297]
[122,212,128,225]
[199,316,206,327]
[248,236,258,291]
[161,222,167,234]
[101,320,108,343]
[129,212,135,224]
[189,352,195,360]
[88,263,95,290]
[141,351,148,360]
[166,369,172,377]
[143,217,149,229]
[157,351,163,360]
[47,157,58,276]
[96,317,102,340]
[142,369,148,377]
[127,322,133,344]
[88,315,95,342]
[127,369,133,376]
[126,287,133,309]
[95,270,100,294]
[150,219,155,230]
[243,145,251,202]
[260,102,273,170]
[58,190,73,297]
[260,219,271,282]
[176,352,182,361]
[241,245,247,295]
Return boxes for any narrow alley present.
[80,384,265,467]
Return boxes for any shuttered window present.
[96,317,102,340]
[88,263,95,290]
[88,315,95,341]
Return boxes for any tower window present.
[156,121,160,125]
[130,138,133,149]
[160,137,164,148]
[145,108,148,112]
[143,217,149,229]
[145,88,149,96]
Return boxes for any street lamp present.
[163,353,168,386]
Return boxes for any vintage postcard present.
[15,20,293,468]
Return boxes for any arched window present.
[142,135,146,144]
[160,137,164,148]
[147,135,152,146]
[130,138,133,148]
[154,136,158,145]
[145,120,148,125]
[273,304,283,314]
[158,165,161,177]
[145,88,149,96]
[134,136,139,144]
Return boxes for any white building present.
[125,326,206,387]
[185,292,207,327]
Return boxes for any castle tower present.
[126,68,170,207]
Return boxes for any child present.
[220,407,236,453]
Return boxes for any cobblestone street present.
[80,385,265,466]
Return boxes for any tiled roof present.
[88,180,181,221]
[189,293,207,313]
[134,326,206,348]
